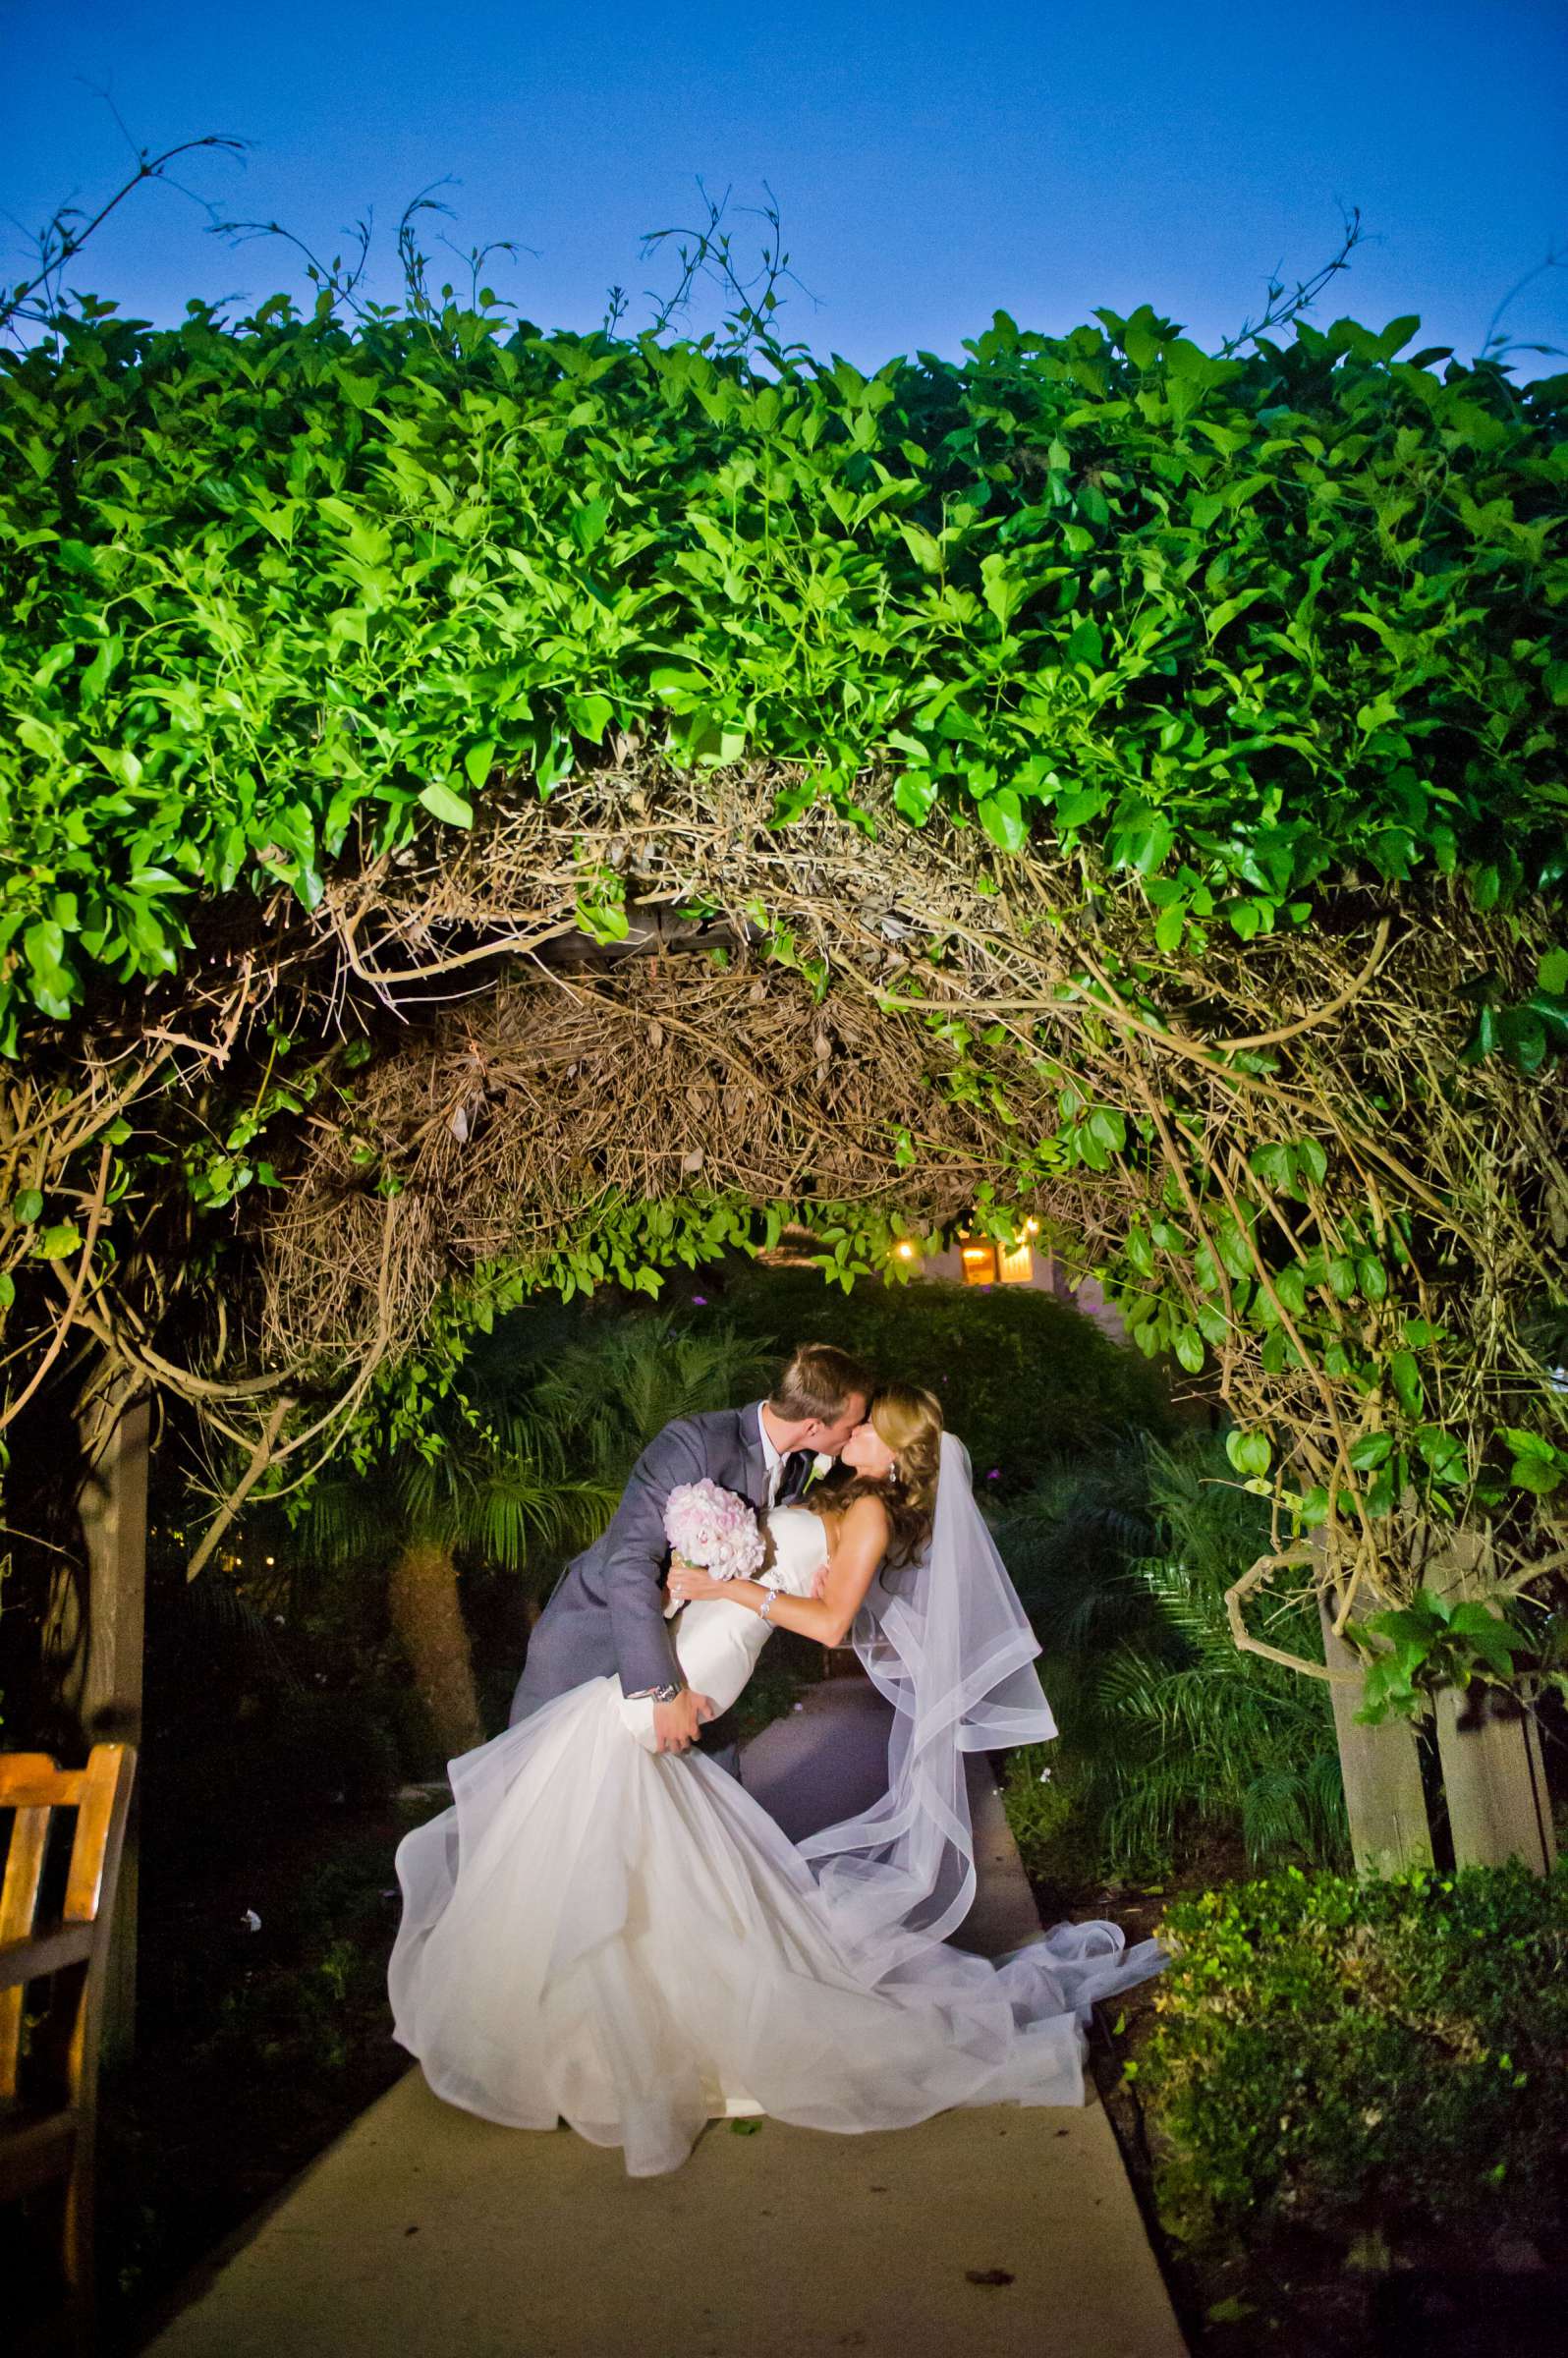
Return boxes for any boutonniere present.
[803,1452,833,1493]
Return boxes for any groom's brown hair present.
[769,1342,872,1425]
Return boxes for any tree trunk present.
[388,1540,484,1765]
[61,1372,149,2059]
[1318,1588,1432,1879]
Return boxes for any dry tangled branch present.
[6,752,1565,1625]
[289,755,1565,1616]
[259,956,1092,1376]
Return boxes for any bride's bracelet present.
[757,1586,778,1624]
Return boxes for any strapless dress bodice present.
[761,1505,830,1598]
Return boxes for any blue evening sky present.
[3,1,1565,371]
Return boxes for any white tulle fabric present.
[803,1432,1070,1961]
[389,1449,1163,2178]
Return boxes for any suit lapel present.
[737,1401,771,1511]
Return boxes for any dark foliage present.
[1143,1861,1568,2248]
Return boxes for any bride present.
[388,1384,1162,2178]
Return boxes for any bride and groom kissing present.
[389,1342,1161,2178]
[507,1341,912,1760]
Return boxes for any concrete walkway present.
[144,1679,1185,2358]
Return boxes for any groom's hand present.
[652,1690,716,1755]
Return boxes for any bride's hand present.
[666,1553,726,1606]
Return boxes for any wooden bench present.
[1,1744,138,2357]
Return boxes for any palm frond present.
[534,1314,774,1483]
[1017,1429,1350,1875]
[454,1465,618,1571]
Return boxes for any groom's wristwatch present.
[628,1682,683,1703]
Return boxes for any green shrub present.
[1142,1862,1568,2248]
[707,1263,1171,1490]
[271,1688,402,1804]
[193,1830,408,2081]
[997,1743,1105,1892]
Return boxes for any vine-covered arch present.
[2,283,1564,1716]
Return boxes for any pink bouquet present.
[663,1480,766,1587]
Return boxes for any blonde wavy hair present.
[830,1382,944,1567]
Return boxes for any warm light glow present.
[893,1241,918,1262]
[998,1240,1035,1284]
[960,1241,998,1285]
[1023,1217,1039,1235]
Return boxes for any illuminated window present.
[960,1242,997,1285]
[998,1240,1035,1284]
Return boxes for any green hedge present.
[2,298,1563,1045]
[1142,1862,1568,2246]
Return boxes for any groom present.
[508,1342,871,1754]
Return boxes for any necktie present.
[777,1451,807,1504]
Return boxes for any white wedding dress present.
[390,1490,1161,2178]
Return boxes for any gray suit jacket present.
[509,1401,780,1724]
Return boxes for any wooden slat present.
[1318,1592,1432,1875]
[0,1806,51,1936]
[1435,1690,1556,1874]
[68,1747,135,2101]
[64,1744,130,1924]
[1423,1532,1556,1874]
[0,1923,95,1990]
[1,1742,134,2358]
[0,1753,84,1809]
[2,1797,53,2103]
